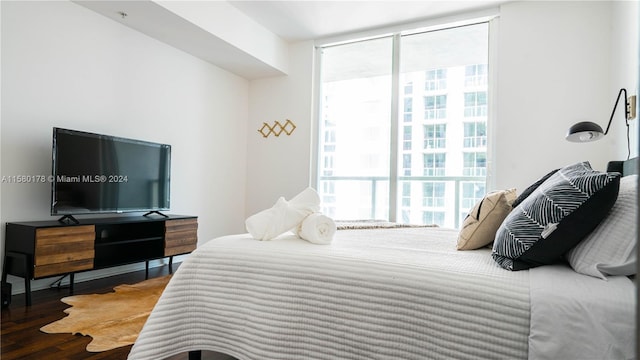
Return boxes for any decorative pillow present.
[457,188,516,250]
[511,168,559,209]
[492,162,621,271]
[566,175,637,279]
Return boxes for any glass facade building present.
[318,23,488,228]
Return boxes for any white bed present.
[129,158,637,360]
[127,227,635,360]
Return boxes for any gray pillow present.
[566,175,637,279]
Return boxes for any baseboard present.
[5,258,176,295]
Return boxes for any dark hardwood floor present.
[1,263,219,360]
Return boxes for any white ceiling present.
[75,1,512,79]
[228,0,510,42]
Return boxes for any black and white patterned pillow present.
[492,162,621,271]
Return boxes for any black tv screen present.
[51,128,171,216]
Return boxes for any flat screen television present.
[51,127,171,221]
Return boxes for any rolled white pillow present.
[297,213,336,245]
[246,197,304,240]
[245,188,321,241]
[288,187,321,213]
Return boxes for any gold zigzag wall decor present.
[258,119,297,138]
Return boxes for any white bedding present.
[129,228,530,360]
[127,227,634,360]
[528,265,635,360]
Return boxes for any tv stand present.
[2,214,197,306]
[57,215,79,225]
[143,210,168,218]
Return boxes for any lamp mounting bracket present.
[627,95,636,121]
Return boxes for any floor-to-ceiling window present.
[317,22,489,228]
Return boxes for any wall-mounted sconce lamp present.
[566,88,637,159]
[566,88,637,142]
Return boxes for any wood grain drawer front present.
[165,219,198,256]
[34,226,95,278]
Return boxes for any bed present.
[128,159,637,360]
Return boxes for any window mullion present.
[389,33,401,222]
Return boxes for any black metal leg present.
[145,260,149,279]
[169,256,173,274]
[188,350,202,360]
[5,252,31,306]
[1,258,7,284]
[24,274,31,306]
[69,273,75,295]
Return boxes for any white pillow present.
[566,174,637,280]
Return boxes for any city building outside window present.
[424,124,447,149]
[317,22,489,228]
[424,94,447,120]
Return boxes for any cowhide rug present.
[40,274,171,352]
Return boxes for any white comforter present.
[128,227,634,360]
[528,265,635,360]
[129,228,530,360]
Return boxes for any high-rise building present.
[318,23,489,228]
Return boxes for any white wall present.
[610,0,639,160]
[244,0,638,214]
[494,0,622,191]
[1,1,249,292]
[245,41,315,215]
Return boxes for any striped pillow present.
[566,174,637,279]
[492,162,620,271]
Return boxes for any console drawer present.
[164,218,198,256]
[34,225,95,278]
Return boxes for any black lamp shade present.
[565,121,605,142]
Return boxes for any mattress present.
[128,227,531,360]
